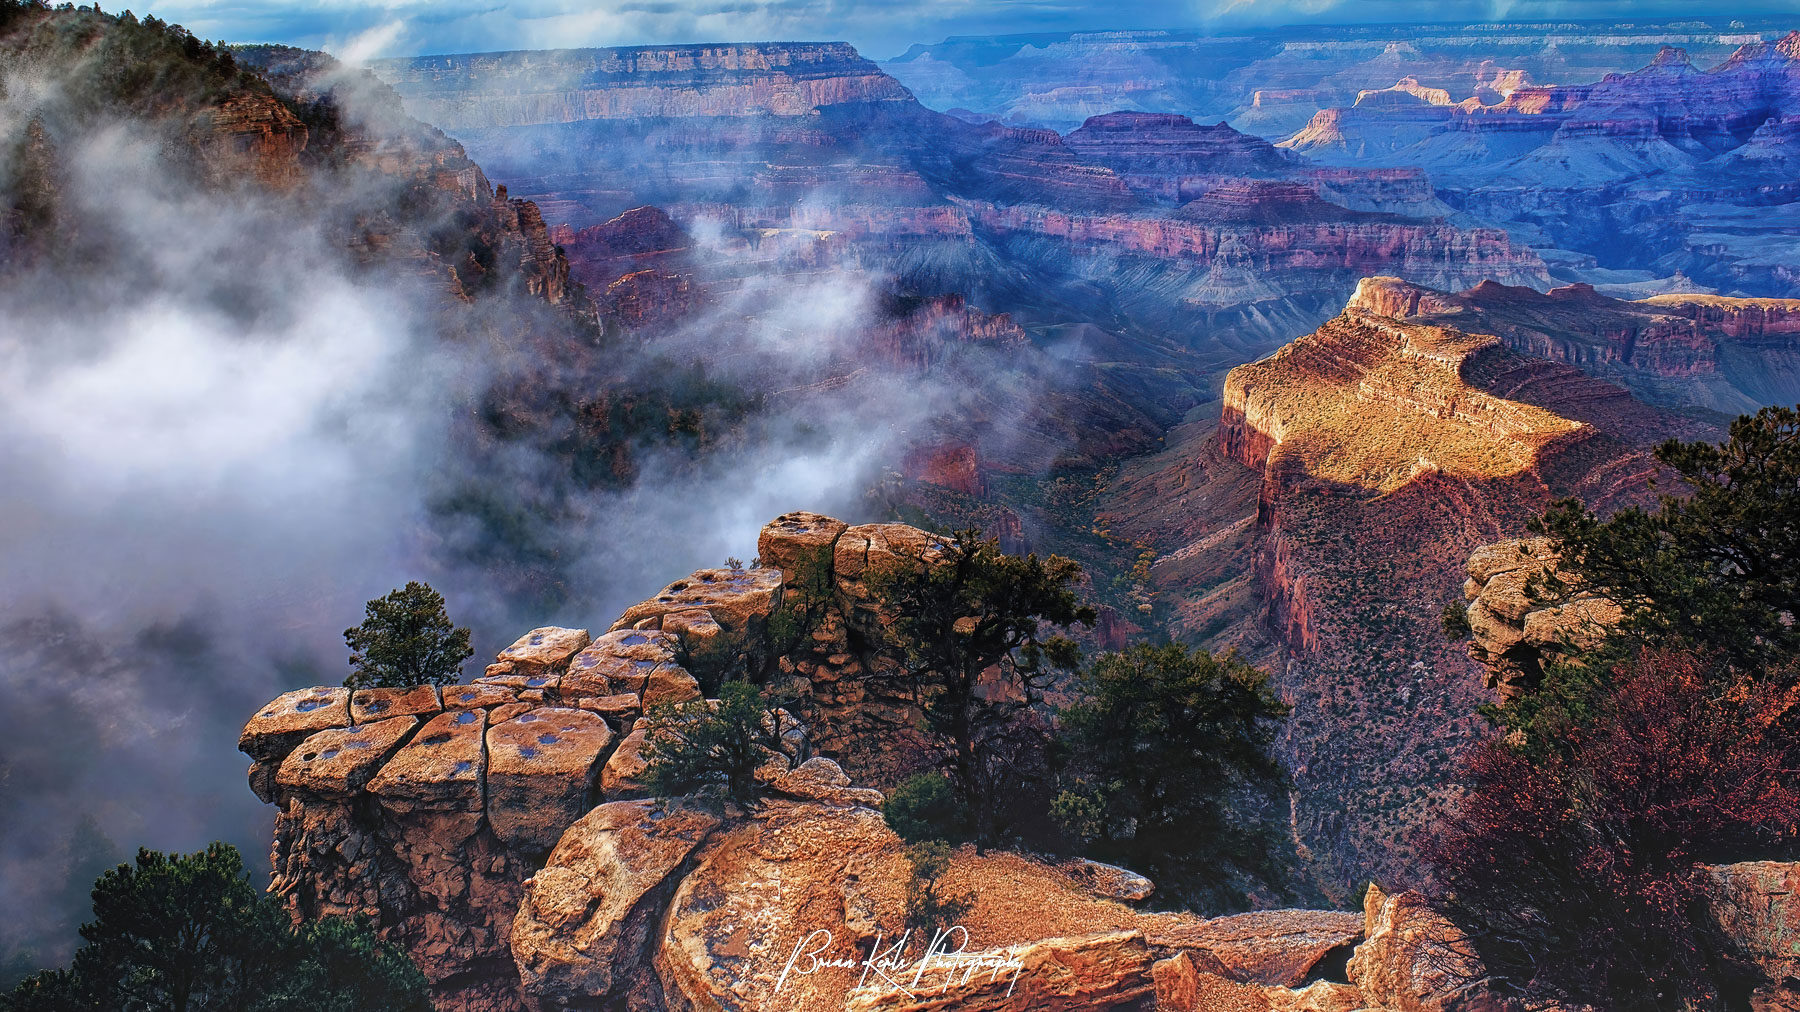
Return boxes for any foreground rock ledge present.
[240,512,1800,1011]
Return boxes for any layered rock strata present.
[1347,276,1800,415]
[1280,35,1800,297]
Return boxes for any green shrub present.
[882,773,972,845]
[642,681,794,803]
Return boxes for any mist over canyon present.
[5,4,1800,1009]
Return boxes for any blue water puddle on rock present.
[454,711,479,725]
[518,746,539,759]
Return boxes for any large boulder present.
[485,626,592,680]
[276,715,420,800]
[1152,951,1364,1012]
[1140,908,1363,987]
[610,568,784,675]
[564,629,681,698]
[757,510,850,580]
[1345,884,1499,1012]
[1461,538,1622,701]
[512,800,723,1010]
[834,523,948,611]
[240,686,351,762]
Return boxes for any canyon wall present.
[369,44,1549,356]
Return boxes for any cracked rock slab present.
[351,684,441,724]
[486,707,614,852]
[240,687,351,762]
[367,707,487,814]
[277,715,420,799]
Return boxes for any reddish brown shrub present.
[1424,651,1800,1009]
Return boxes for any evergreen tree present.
[2,844,429,1012]
[867,529,1094,844]
[1531,404,1800,673]
[342,582,472,689]
[1053,643,1290,911]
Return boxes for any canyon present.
[11,4,1800,1007]
[369,41,1551,367]
[1097,276,1800,896]
[1281,33,1800,298]
[879,20,1787,135]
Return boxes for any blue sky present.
[132,0,1800,62]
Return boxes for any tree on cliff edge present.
[867,529,1094,844]
[343,582,473,689]
[1530,403,1800,673]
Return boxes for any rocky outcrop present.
[1458,537,1623,700]
[238,513,948,1007]
[242,508,1554,1012]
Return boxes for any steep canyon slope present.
[1095,276,1800,896]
